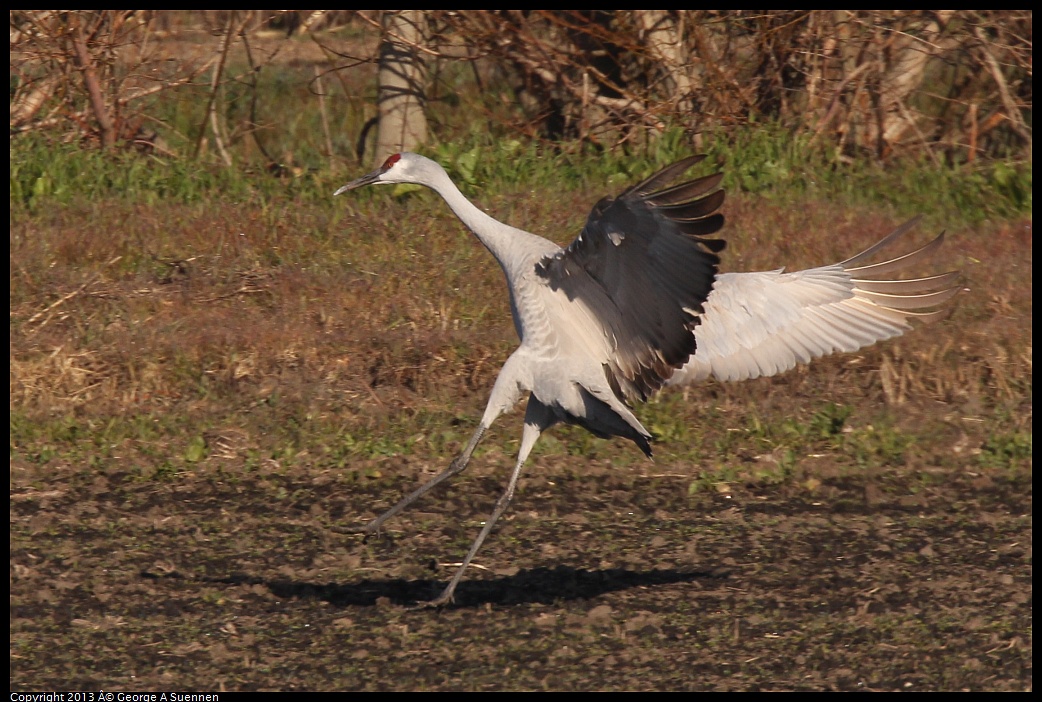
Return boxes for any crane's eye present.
[383,153,402,170]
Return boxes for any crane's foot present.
[408,588,456,610]
[329,523,383,544]
[330,524,367,534]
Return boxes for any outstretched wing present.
[670,217,960,385]
[535,156,726,403]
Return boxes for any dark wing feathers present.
[657,188,725,220]
[644,172,723,206]
[650,173,725,206]
[631,154,708,196]
[674,216,727,245]
[535,156,725,403]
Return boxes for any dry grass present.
[11,186,1030,432]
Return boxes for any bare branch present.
[974,25,1032,150]
[194,11,241,164]
[69,16,116,148]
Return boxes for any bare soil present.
[9,449,1031,690]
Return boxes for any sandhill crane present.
[335,152,959,606]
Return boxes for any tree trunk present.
[874,10,957,154]
[374,11,430,166]
[68,15,116,149]
[635,10,699,115]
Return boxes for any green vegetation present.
[11,118,1031,224]
[7,51,1032,223]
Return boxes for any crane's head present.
[334,152,436,195]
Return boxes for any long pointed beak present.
[334,169,382,196]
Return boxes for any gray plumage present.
[335,152,958,606]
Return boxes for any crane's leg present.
[426,396,556,607]
[355,422,487,537]
[355,353,527,537]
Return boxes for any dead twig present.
[195,285,269,304]
[194,11,241,164]
[315,64,335,163]
[25,256,123,332]
[973,25,1032,151]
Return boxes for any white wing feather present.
[670,219,960,385]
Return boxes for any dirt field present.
[9,449,1032,690]
[10,182,1032,690]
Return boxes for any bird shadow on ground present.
[144,565,727,608]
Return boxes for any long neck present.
[423,167,557,268]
